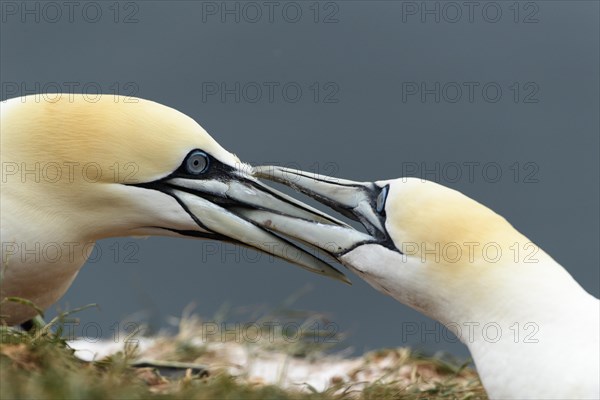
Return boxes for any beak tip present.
[328,270,352,285]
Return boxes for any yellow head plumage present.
[1,94,245,243]
[1,94,240,184]
[383,178,531,267]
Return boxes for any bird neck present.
[342,244,594,346]
[422,253,595,347]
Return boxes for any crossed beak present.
[235,166,393,259]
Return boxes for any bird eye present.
[185,150,209,174]
[376,185,389,214]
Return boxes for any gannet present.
[0,95,349,326]
[241,166,600,400]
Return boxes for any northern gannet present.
[241,166,600,400]
[0,95,349,326]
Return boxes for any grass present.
[0,302,487,400]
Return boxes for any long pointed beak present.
[136,167,351,284]
[234,166,391,258]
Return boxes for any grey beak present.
[234,166,388,258]
[137,168,352,284]
[254,166,387,237]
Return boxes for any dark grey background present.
[1,1,598,357]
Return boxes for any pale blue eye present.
[186,150,209,174]
[376,185,389,214]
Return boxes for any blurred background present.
[1,1,598,357]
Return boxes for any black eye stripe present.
[153,149,236,182]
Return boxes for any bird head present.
[241,166,571,324]
[0,95,349,283]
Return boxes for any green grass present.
[0,303,487,400]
